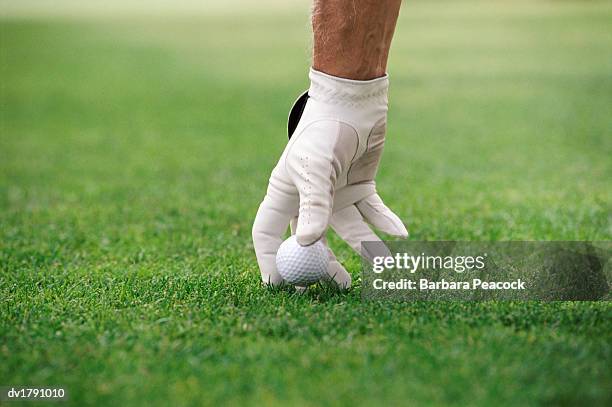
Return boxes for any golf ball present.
[276,235,328,286]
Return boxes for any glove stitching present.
[309,81,388,108]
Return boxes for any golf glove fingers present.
[330,201,396,263]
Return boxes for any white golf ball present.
[276,235,328,286]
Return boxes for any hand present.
[252,69,408,288]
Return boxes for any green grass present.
[1,1,611,405]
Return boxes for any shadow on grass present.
[263,279,352,302]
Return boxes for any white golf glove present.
[252,68,408,287]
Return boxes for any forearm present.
[312,0,402,80]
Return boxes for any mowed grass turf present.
[1,1,611,405]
